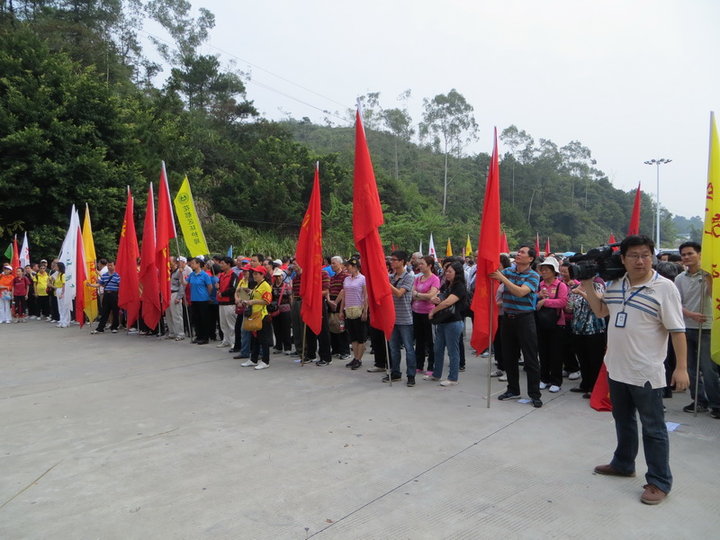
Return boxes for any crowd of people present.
[3,234,719,504]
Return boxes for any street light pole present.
[644,158,672,249]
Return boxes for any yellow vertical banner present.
[701,112,720,365]
[465,234,472,257]
[82,204,98,321]
[446,237,453,257]
[173,175,210,257]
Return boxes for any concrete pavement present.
[1,321,718,539]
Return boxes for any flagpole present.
[486,276,493,408]
[173,236,193,341]
[301,322,307,367]
[692,275,707,416]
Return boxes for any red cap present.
[250,265,267,275]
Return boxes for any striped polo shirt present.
[99,272,120,292]
[500,266,539,314]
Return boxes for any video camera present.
[567,243,625,282]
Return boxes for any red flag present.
[117,188,141,327]
[471,128,501,353]
[294,162,324,335]
[353,109,395,338]
[545,237,551,256]
[535,232,541,257]
[11,235,19,271]
[139,183,161,330]
[628,183,641,235]
[155,161,177,313]
[74,227,87,327]
[608,233,619,252]
[500,232,509,254]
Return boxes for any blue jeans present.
[686,329,720,408]
[240,327,251,357]
[432,320,464,382]
[609,378,672,493]
[389,324,416,378]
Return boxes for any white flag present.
[57,206,81,314]
[428,233,436,258]
[20,232,30,268]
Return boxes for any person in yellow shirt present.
[32,264,52,320]
[239,266,273,370]
[55,262,70,328]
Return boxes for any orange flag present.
[295,162,324,335]
[117,188,141,327]
[471,128,501,353]
[628,183,641,235]
[139,183,161,330]
[353,108,395,338]
[156,161,176,313]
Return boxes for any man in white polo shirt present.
[581,235,688,505]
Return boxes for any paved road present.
[1,321,718,539]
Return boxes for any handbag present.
[535,281,564,330]
[345,305,363,319]
[328,312,343,333]
[268,283,287,318]
[242,310,264,332]
[430,303,455,325]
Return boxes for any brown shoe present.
[641,484,667,505]
[593,464,636,477]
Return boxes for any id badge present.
[615,312,627,328]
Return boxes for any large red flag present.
[74,227,87,327]
[11,235,19,271]
[139,183,161,330]
[295,162,324,335]
[117,188,141,327]
[500,232,509,254]
[156,162,176,313]
[353,109,395,338]
[545,237,551,256]
[471,128,501,353]
[628,183,641,235]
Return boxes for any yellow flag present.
[701,111,720,365]
[82,204,98,321]
[465,234,472,257]
[173,175,210,257]
[446,238,453,257]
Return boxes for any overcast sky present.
[175,0,720,219]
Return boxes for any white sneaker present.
[216,342,229,348]
[240,360,257,367]
[568,371,581,381]
[440,380,458,386]
[490,369,504,378]
[539,382,549,390]
[549,385,561,393]
[254,361,269,370]
[498,373,508,381]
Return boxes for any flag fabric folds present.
[74,225,87,327]
[608,233,619,252]
[500,232,509,254]
[353,109,395,339]
[295,162,324,335]
[82,204,99,322]
[11,235,19,272]
[446,238,453,257]
[139,183,161,331]
[628,183,641,235]
[534,233,541,257]
[701,112,720,365]
[57,206,81,321]
[156,162,177,313]
[174,176,209,257]
[545,237,551,256]
[20,232,30,268]
[470,128,501,354]
[117,188,141,327]
[428,234,436,259]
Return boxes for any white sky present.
[173,0,720,218]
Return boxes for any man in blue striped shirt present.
[90,260,120,334]
[490,245,543,407]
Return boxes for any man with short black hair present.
[583,235,688,505]
[675,241,720,418]
[386,250,416,386]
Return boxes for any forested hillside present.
[0,1,680,261]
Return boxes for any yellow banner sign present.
[173,176,209,257]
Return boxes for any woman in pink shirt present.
[411,256,440,375]
[535,257,569,393]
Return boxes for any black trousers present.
[369,325,388,368]
[97,291,119,331]
[413,311,434,372]
[272,309,293,351]
[191,301,210,341]
[501,313,541,399]
[494,316,505,371]
[304,305,331,362]
[574,332,607,392]
[538,324,565,387]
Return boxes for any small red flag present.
[500,232,509,254]
[11,235,19,271]
[353,109,395,339]
[74,227,87,327]
[156,162,176,313]
[608,233,619,252]
[471,128,501,353]
[535,232,541,257]
[545,237,551,256]
[139,183,161,331]
[295,162,324,335]
[628,183,641,235]
[117,188,141,327]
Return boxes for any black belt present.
[504,312,533,319]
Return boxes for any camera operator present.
[581,234,688,505]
